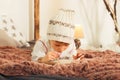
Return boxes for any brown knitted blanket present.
[0,46,120,80]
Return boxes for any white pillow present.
[0,29,21,47]
[0,15,30,47]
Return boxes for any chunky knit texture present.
[0,46,120,80]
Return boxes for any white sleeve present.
[69,42,77,59]
[31,40,46,61]
[60,41,77,59]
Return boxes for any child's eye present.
[55,45,60,47]
[65,44,69,46]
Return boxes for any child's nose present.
[58,47,66,52]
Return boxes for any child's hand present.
[46,51,60,61]
[40,51,60,63]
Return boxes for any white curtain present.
[117,1,120,32]
[78,0,115,48]
[78,0,120,52]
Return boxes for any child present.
[31,9,77,63]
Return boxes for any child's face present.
[49,40,69,53]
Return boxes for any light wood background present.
[34,0,39,40]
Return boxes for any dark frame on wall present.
[34,0,39,40]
